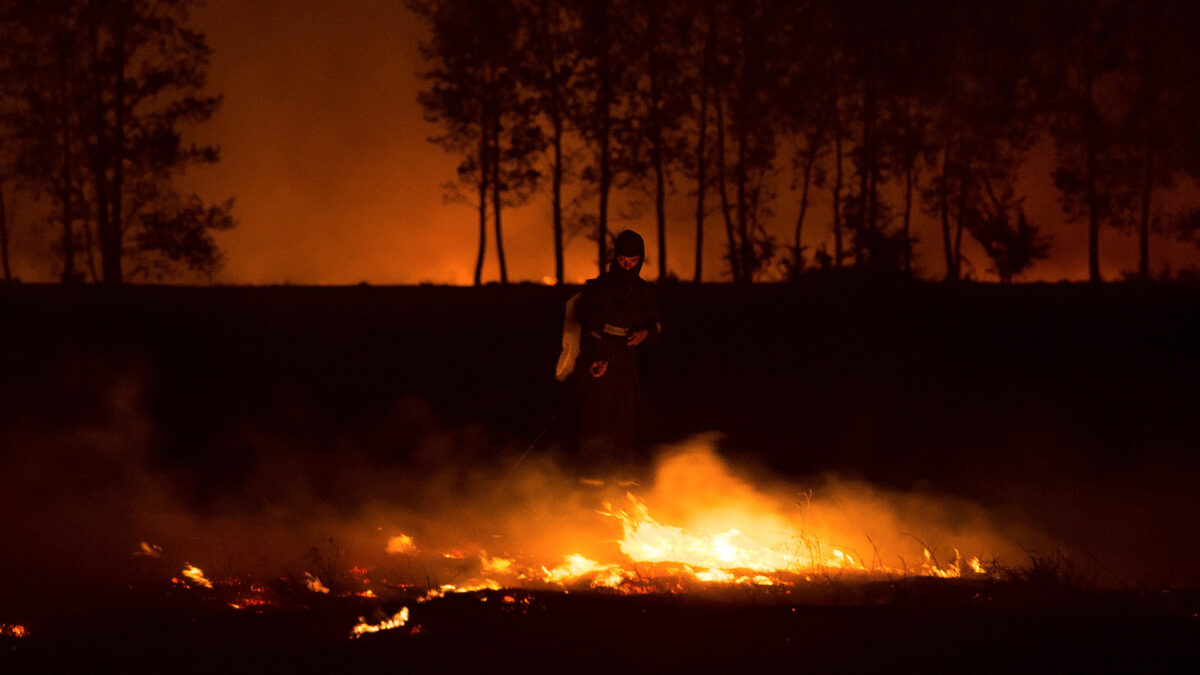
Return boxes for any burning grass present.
[100,438,1048,651]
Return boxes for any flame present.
[606,493,800,573]
[350,607,409,639]
[481,552,516,576]
[134,541,163,558]
[386,534,415,554]
[180,563,212,588]
[541,554,629,588]
[1,624,28,638]
[304,572,331,594]
[157,445,1013,609]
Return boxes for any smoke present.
[2,357,1194,628]
[629,436,1051,574]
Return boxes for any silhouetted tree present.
[4,0,84,281]
[775,0,835,278]
[1110,0,1200,280]
[0,178,10,282]
[0,11,16,282]
[921,0,1038,281]
[414,0,543,285]
[4,0,232,284]
[966,176,1051,283]
[710,0,784,282]
[525,0,582,285]
[571,0,616,272]
[686,0,718,282]
[1030,0,1129,283]
[406,0,1198,285]
[623,0,692,280]
[827,0,926,275]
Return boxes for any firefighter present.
[571,229,661,474]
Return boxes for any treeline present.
[0,0,232,285]
[411,0,1200,284]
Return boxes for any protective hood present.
[608,230,646,277]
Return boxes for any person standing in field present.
[558,230,661,475]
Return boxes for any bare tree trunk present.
[552,106,564,284]
[715,92,739,282]
[474,121,488,286]
[103,9,127,285]
[940,146,955,280]
[903,163,913,275]
[653,146,667,280]
[859,81,872,242]
[694,2,715,284]
[1138,140,1153,280]
[0,180,10,282]
[82,213,100,282]
[539,0,566,285]
[734,80,751,281]
[865,76,878,237]
[491,114,508,284]
[90,4,121,285]
[596,8,612,273]
[901,101,914,276]
[1083,69,1102,283]
[954,157,971,278]
[793,136,817,272]
[693,67,708,283]
[1084,136,1101,282]
[645,1,667,281]
[833,130,844,268]
[58,37,76,283]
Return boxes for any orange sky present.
[13,0,1194,285]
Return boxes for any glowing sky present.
[64,1,1200,283]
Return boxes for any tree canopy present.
[0,0,233,284]
[412,0,1200,283]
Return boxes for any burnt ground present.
[2,583,1199,673]
[2,280,1200,670]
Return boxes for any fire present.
[154,442,1019,639]
[304,572,331,594]
[350,607,409,639]
[354,447,1004,593]
[606,494,798,573]
[481,552,516,576]
[386,534,415,554]
[541,554,629,588]
[179,563,213,588]
[1,624,28,638]
[134,541,163,557]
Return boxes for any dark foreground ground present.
[2,280,1200,670]
[4,280,1197,472]
[3,582,1199,674]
